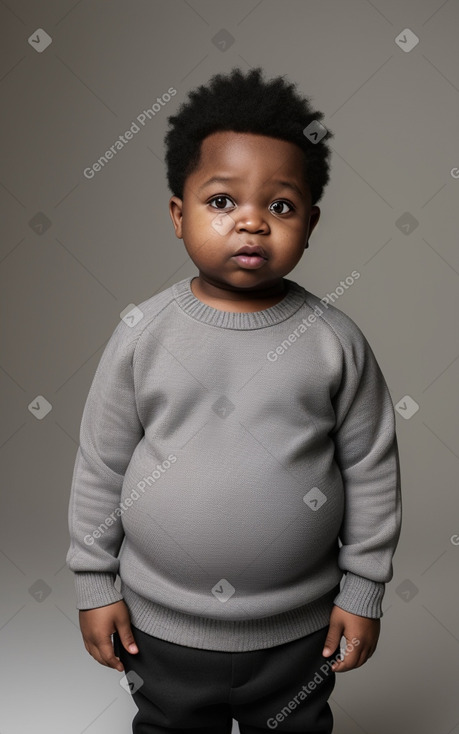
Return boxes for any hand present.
[79,599,139,672]
[322,605,380,672]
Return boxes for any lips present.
[233,245,268,259]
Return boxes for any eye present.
[269,200,294,215]
[208,195,234,210]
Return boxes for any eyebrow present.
[197,176,304,198]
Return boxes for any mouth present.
[231,246,268,270]
[232,245,268,260]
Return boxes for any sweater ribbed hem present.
[333,572,385,618]
[120,582,341,651]
[172,276,306,330]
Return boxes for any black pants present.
[114,624,340,733]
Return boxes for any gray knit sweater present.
[66,275,401,652]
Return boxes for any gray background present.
[1,0,458,732]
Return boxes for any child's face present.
[169,130,320,299]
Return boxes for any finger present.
[93,637,125,671]
[322,625,343,658]
[116,621,139,654]
[369,641,379,657]
[337,645,373,672]
[329,645,362,672]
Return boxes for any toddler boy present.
[67,67,402,733]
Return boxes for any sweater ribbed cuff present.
[74,572,124,610]
[333,572,385,618]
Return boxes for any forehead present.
[193,130,306,183]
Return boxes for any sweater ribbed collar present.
[172,276,306,330]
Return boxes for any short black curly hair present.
[164,66,334,206]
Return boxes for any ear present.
[305,205,321,249]
[169,196,184,238]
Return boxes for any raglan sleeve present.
[330,322,402,618]
[65,321,144,610]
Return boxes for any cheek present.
[184,207,212,237]
[274,226,304,251]
[182,215,202,242]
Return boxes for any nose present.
[234,204,269,235]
